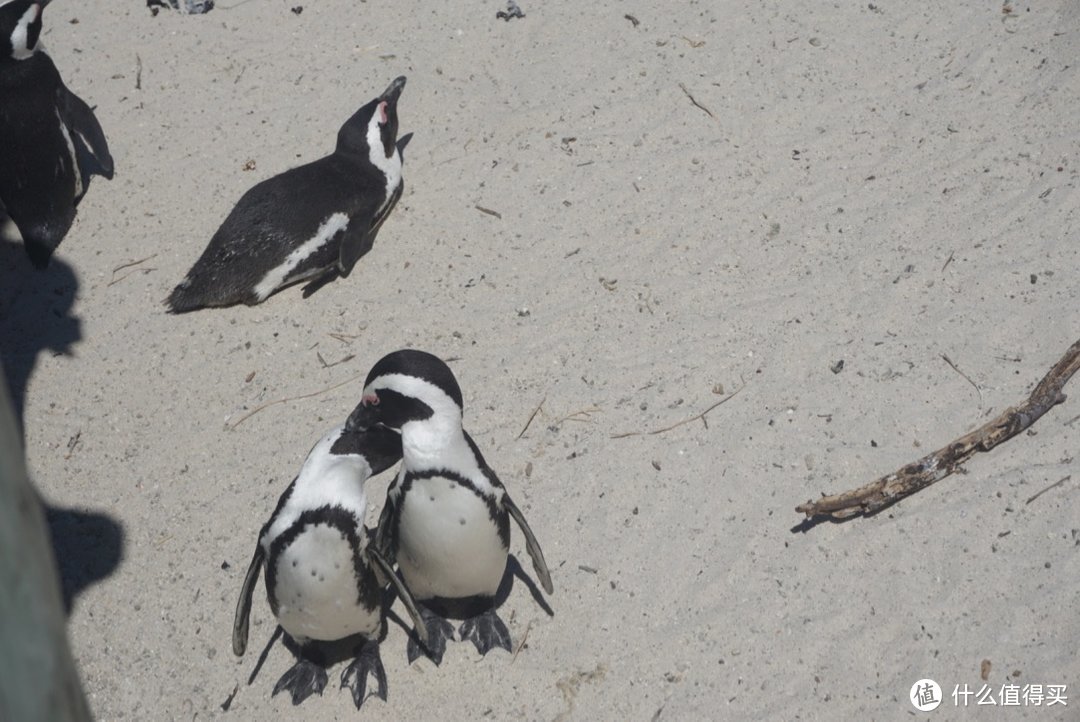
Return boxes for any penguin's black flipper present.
[367,545,428,649]
[232,544,264,657]
[337,181,402,276]
[459,608,512,656]
[300,268,338,298]
[503,493,554,595]
[373,495,396,561]
[272,658,327,705]
[56,82,114,184]
[339,641,387,709]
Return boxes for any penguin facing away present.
[345,349,554,665]
[0,0,114,268]
[166,76,407,313]
[232,422,429,709]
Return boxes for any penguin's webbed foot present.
[340,642,388,709]
[406,607,455,666]
[459,608,512,656]
[272,658,328,705]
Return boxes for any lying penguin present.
[0,0,114,268]
[232,422,428,708]
[167,76,406,312]
[345,349,554,664]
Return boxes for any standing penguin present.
[166,76,406,312]
[0,0,114,268]
[232,422,429,709]
[345,349,554,665]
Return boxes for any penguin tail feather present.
[164,279,203,314]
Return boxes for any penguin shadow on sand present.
[0,217,81,437]
[0,222,125,614]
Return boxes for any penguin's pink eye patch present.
[363,393,380,406]
[377,101,388,125]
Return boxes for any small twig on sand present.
[678,82,717,121]
[108,253,158,286]
[517,396,546,439]
[328,330,364,344]
[112,253,157,276]
[1025,475,1071,505]
[611,386,744,438]
[796,337,1080,520]
[941,353,983,405]
[475,205,502,220]
[511,620,533,664]
[227,374,363,429]
[556,407,601,425]
[316,351,354,369]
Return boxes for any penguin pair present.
[0,0,114,268]
[346,349,555,665]
[166,76,407,312]
[232,421,429,709]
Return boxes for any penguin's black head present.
[329,423,402,476]
[345,349,464,433]
[337,75,406,162]
[1,0,47,62]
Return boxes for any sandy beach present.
[2,0,1078,719]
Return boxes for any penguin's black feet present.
[272,658,328,705]
[459,608,512,656]
[340,642,388,710]
[406,607,455,665]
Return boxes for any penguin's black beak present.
[379,76,407,105]
[345,400,381,433]
[376,76,405,158]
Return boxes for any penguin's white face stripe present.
[367,372,490,488]
[365,104,402,209]
[9,3,40,60]
[252,212,348,301]
[54,108,83,199]
[366,372,463,425]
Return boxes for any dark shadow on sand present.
[0,230,82,439]
[44,501,125,615]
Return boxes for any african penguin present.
[0,0,114,268]
[232,422,429,708]
[166,75,407,312]
[345,349,554,665]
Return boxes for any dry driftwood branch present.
[796,337,1080,520]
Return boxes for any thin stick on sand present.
[611,386,743,439]
[226,374,363,429]
[796,338,1080,520]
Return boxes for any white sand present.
[5,0,1078,718]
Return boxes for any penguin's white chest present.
[396,476,507,600]
[270,524,379,643]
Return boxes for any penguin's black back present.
[166,152,389,312]
[0,54,74,264]
[0,52,113,268]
